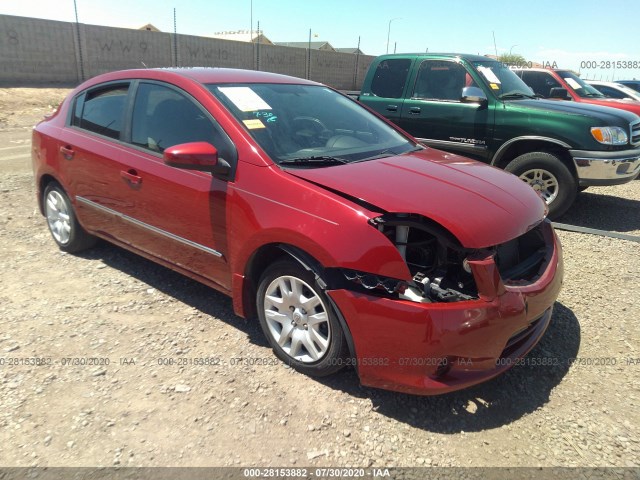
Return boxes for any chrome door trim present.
[76,196,224,258]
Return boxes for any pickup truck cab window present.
[73,84,129,139]
[370,59,411,99]
[413,60,470,101]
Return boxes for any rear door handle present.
[60,145,75,160]
[120,169,142,186]
[409,107,421,114]
[386,105,398,112]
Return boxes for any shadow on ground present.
[559,189,640,232]
[79,241,580,433]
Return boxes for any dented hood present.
[286,149,546,248]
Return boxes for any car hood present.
[508,98,639,123]
[285,149,546,248]
[579,97,640,115]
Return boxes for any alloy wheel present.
[45,189,71,245]
[518,168,559,204]
[262,275,331,363]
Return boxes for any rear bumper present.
[570,148,640,186]
[327,224,563,396]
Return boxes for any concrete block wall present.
[0,15,79,85]
[83,24,174,78]
[0,14,376,90]
[177,33,254,69]
[257,43,307,80]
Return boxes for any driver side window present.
[520,71,561,98]
[131,82,236,162]
[412,60,469,101]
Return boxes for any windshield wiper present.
[583,93,605,98]
[351,146,423,164]
[500,92,536,100]
[279,155,349,166]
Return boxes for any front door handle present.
[409,107,421,114]
[60,145,75,160]
[386,105,398,112]
[120,169,142,186]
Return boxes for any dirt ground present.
[0,88,638,471]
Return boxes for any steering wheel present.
[292,116,332,147]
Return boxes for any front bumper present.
[570,148,640,186]
[327,223,563,396]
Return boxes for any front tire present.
[505,151,577,219]
[44,183,97,253]
[256,259,348,377]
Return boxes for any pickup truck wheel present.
[44,183,97,253]
[505,152,577,219]
[257,259,348,377]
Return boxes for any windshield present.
[207,83,417,166]
[471,61,535,99]
[557,70,604,98]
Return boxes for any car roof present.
[79,67,320,88]
[159,68,319,85]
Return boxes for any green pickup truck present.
[357,54,640,218]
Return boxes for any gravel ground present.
[0,89,638,469]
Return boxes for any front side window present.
[75,84,129,139]
[369,59,411,98]
[131,82,234,161]
[412,60,472,101]
[208,83,417,166]
[519,71,562,98]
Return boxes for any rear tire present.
[256,259,348,377]
[43,182,97,253]
[505,152,577,219]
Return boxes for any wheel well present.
[241,244,293,319]
[241,243,358,362]
[492,140,577,178]
[37,174,60,214]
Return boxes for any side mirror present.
[549,87,571,100]
[163,142,230,176]
[460,86,488,105]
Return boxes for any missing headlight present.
[370,213,479,302]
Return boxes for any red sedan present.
[515,67,640,117]
[32,68,563,395]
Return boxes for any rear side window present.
[370,59,411,98]
[74,85,129,139]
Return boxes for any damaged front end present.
[338,213,551,305]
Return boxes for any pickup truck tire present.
[505,152,577,219]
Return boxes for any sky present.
[1,0,639,80]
